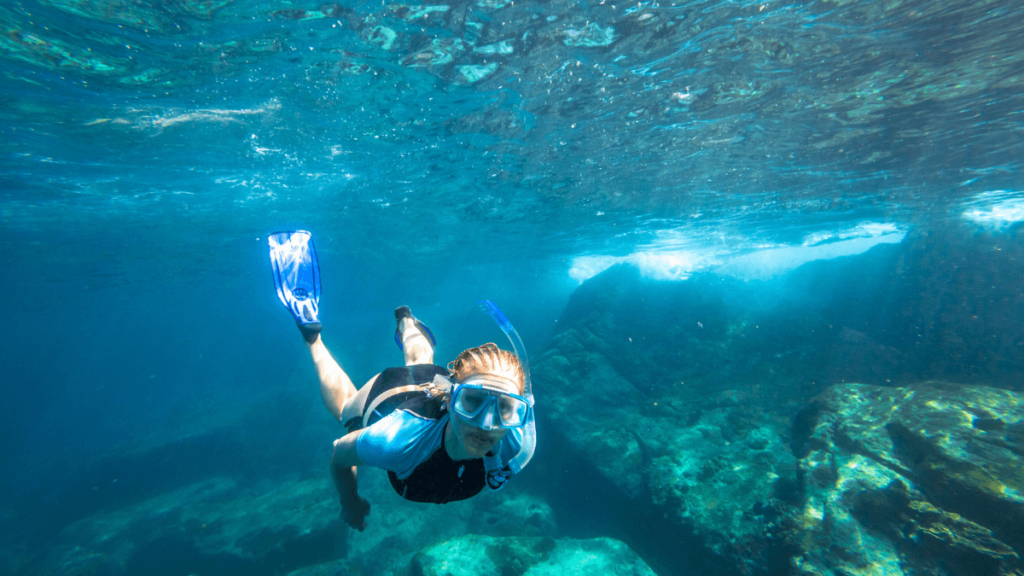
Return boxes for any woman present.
[269,231,536,531]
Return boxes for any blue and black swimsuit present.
[344,365,523,504]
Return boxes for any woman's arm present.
[331,430,371,531]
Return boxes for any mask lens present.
[498,396,529,427]
[455,387,490,416]
[453,384,529,428]
[497,396,519,425]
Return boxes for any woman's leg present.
[398,316,434,366]
[313,308,434,420]
[308,335,358,420]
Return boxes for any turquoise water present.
[2,0,1023,574]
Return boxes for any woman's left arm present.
[331,430,370,531]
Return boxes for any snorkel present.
[475,301,536,475]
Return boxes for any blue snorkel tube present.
[477,301,536,477]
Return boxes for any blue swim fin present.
[269,231,322,343]
[394,306,436,351]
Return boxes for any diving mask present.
[451,375,530,431]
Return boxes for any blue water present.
[2,0,1023,573]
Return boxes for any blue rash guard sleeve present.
[356,409,447,480]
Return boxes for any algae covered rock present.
[39,476,344,576]
[791,382,1024,576]
[344,471,556,576]
[536,324,800,575]
[35,466,556,576]
[411,534,655,576]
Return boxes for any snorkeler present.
[268,231,536,531]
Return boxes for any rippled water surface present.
[4,0,1022,268]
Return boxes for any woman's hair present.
[448,343,525,393]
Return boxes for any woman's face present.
[447,378,520,458]
[450,407,509,457]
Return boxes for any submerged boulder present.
[35,470,555,576]
[532,250,1024,575]
[791,382,1024,576]
[535,325,800,575]
[410,534,656,576]
[39,476,343,576]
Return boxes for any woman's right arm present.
[331,430,371,531]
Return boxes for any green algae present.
[484,537,554,576]
[795,382,1024,575]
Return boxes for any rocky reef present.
[529,233,1024,575]
[535,300,802,575]
[29,465,558,576]
[536,319,1024,576]
[792,382,1024,576]
[410,534,656,576]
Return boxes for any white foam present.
[568,255,627,283]
[962,191,1024,228]
[569,222,906,284]
[715,231,906,281]
[568,250,714,283]
[802,222,902,246]
[631,250,709,281]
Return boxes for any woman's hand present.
[341,496,370,531]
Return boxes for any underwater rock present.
[527,232,1024,574]
[552,263,833,401]
[868,229,1024,388]
[344,474,556,576]
[8,383,555,576]
[34,471,556,576]
[791,381,1024,576]
[535,323,800,575]
[465,490,557,537]
[38,476,344,576]
[557,228,1024,395]
[410,534,656,576]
